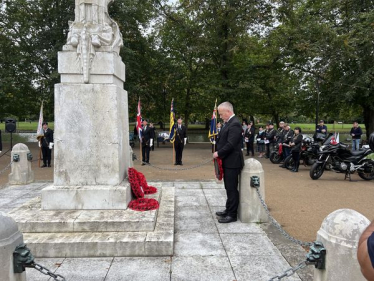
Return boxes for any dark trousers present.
[42,146,51,165]
[284,146,291,158]
[175,143,184,164]
[292,151,300,171]
[246,141,254,156]
[142,145,150,163]
[223,167,241,217]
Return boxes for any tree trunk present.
[363,105,374,139]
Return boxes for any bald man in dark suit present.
[213,101,244,223]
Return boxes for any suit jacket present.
[42,128,54,148]
[175,125,187,145]
[141,126,154,146]
[216,116,244,169]
[244,127,255,142]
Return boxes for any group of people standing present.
[240,121,303,172]
[138,118,187,166]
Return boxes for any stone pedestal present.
[8,144,34,185]
[0,212,25,281]
[238,158,268,223]
[314,209,370,281]
[42,49,131,210]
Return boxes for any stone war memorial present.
[9,0,174,258]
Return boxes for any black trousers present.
[42,146,51,165]
[292,151,301,170]
[246,141,254,155]
[142,145,150,163]
[223,167,241,217]
[175,143,184,164]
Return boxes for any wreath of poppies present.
[214,157,224,181]
[128,198,159,211]
[128,168,159,211]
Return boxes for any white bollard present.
[8,144,34,185]
[0,212,26,281]
[314,209,370,281]
[238,158,268,223]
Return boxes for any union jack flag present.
[136,98,142,142]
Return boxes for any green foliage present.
[1,0,374,136]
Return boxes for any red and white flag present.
[136,98,142,142]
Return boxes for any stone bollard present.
[314,209,370,281]
[8,143,34,185]
[0,212,26,281]
[238,158,268,223]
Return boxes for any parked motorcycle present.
[309,133,374,181]
[283,137,319,169]
[270,143,284,164]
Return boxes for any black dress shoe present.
[174,163,178,165]
[41,164,47,168]
[215,211,228,217]
[218,216,237,223]
[48,164,51,167]
[141,163,145,166]
[245,153,249,156]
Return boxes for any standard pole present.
[38,146,42,168]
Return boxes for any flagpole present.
[38,146,42,168]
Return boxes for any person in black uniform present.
[174,117,187,165]
[244,122,255,156]
[39,122,54,167]
[213,102,244,223]
[265,122,276,158]
[141,119,154,165]
[289,127,303,172]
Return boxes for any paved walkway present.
[1,181,306,281]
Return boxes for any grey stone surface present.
[8,143,34,185]
[0,212,25,281]
[175,206,217,233]
[0,181,304,280]
[314,209,370,281]
[174,233,226,256]
[50,258,113,281]
[238,158,268,223]
[171,256,235,281]
[221,233,279,257]
[175,189,204,197]
[200,181,224,189]
[174,182,201,189]
[176,195,207,207]
[106,257,171,281]
[204,194,226,207]
[230,255,301,281]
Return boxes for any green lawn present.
[0,121,54,131]
[0,121,363,133]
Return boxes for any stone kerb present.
[314,209,370,281]
[8,143,34,185]
[0,212,26,281]
[238,158,268,223]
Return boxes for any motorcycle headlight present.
[319,145,325,152]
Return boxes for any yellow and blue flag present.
[208,100,218,144]
[168,98,176,143]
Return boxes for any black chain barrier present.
[255,186,313,247]
[252,185,327,280]
[26,263,66,281]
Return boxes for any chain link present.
[255,186,313,247]
[268,261,308,280]
[141,158,213,171]
[0,161,12,176]
[27,263,66,281]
